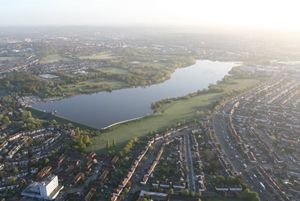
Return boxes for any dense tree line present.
[1,54,195,98]
[71,127,92,151]
[0,95,42,130]
[0,73,63,97]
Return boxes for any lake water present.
[33,60,236,129]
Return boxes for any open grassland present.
[63,80,127,95]
[40,54,71,64]
[86,76,261,153]
[97,67,129,74]
[79,52,114,60]
[86,93,220,153]
[222,78,259,92]
[0,56,21,61]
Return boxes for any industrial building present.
[21,175,63,200]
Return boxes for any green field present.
[79,52,114,60]
[0,56,21,61]
[40,54,71,64]
[63,80,127,95]
[98,67,128,74]
[86,76,261,153]
[0,57,17,61]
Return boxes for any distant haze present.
[1,0,300,32]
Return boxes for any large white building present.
[22,175,63,200]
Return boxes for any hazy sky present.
[0,0,299,31]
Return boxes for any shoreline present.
[28,63,264,153]
[28,107,99,130]
[29,59,199,105]
[29,60,240,131]
[101,116,147,130]
[86,75,263,153]
[30,105,154,131]
[29,59,240,106]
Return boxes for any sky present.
[0,0,300,31]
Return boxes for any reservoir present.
[33,60,236,129]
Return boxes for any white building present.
[22,175,63,200]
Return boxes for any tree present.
[168,188,174,195]
[12,166,19,174]
[2,116,11,125]
[22,111,32,120]
[8,177,17,185]
[75,127,81,138]
[180,189,190,196]
[82,135,91,145]
[79,140,86,150]
[106,140,110,150]
[44,158,50,165]
[226,176,238,185]
[26,137,33,147]
[49,119,57,126]
[216,175,225,184]
[240,188,260,201]
[0,171,4,178]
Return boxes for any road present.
[123,141,162,201]
[212,100,278,201]
[183,131,197,192]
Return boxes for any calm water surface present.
[33,60,236,128]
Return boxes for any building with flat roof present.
[22,175,63,200]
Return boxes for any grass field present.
[98,67,128,74]
[86,92,221,152]
[0,56,21,61]
[79,52,114,60]
[64,80,127,95]
[40,54,71,64]
[86,77,261,153]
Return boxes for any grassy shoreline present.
[85,73,265,153]
[30,65,266,154]
[62,57,197,96]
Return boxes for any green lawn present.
[98,67,128,74]
[40,54,70,64]
[86,92,220,153]
[0,56,21,61]
[86,77,261,153]
[79,52,114,60]
[223,78,260,92]
[64,80,127,95]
